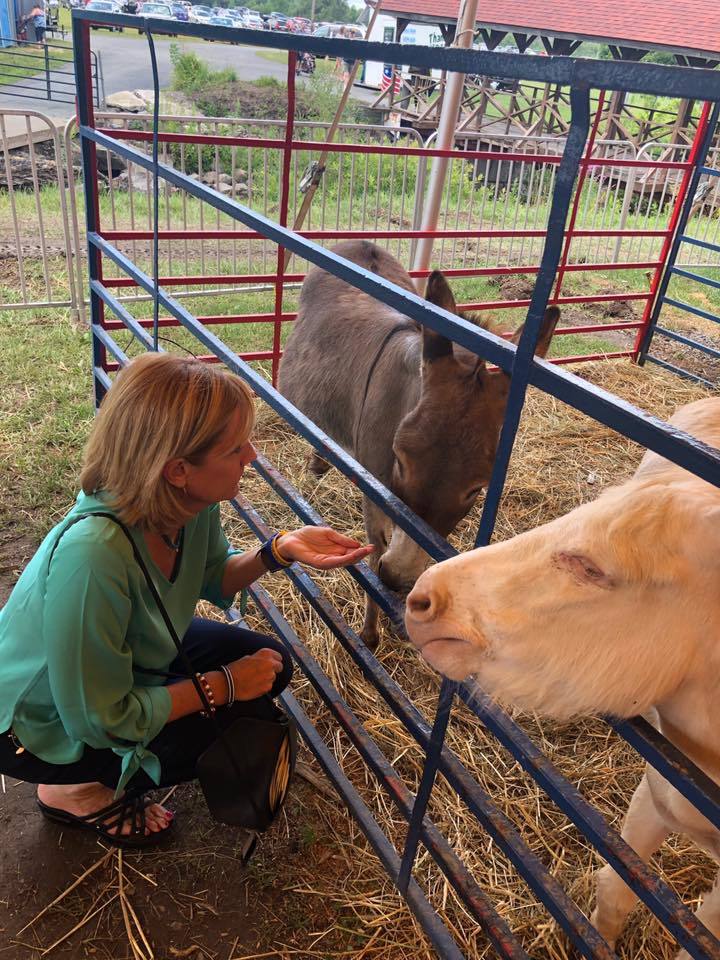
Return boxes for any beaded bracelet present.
[220,664,235,707]
[196,671,217,718]
[257,530,292,573]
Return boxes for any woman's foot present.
[37,782,172,837]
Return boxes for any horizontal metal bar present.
[91,280,155,351]
[679,234,720,255]
[459,687,720,957]
[554,321,642,334]
[655,325,720,358]
[234,496,614,959]
[663,296,720,325]
[104,312,296,330]
[0,298,74,311]
[100,227,553,242]
[91,323,130,367]
[645,354,716,389]
[93,364,112,392]
[610,717,720,832]
[670,266,720,293]
[463,292,651,312]
[270,690,466,960]
[102,127,564,164]
[699,165,720,178]
[80,143,720,491]
[71,10,720,100]
[241,578,529,958]
[0,89,75,103]
[547,350,633,364]
[94,126,689,171]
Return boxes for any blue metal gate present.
[640,115,720,386]
[73,12,720,957]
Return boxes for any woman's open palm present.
[278,527,374,570]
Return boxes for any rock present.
[113,169,150,192]
[217,173,232,185]
[0,155,59,191]
[105,90,146,113]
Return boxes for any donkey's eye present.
[465,487,482,503]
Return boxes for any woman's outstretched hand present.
[277,527,374,570]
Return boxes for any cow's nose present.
[406,584,439,622]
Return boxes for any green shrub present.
[170,44,237,94]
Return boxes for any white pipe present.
[411,0,479,284]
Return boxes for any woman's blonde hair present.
[81,353,255,531]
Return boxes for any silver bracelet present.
[220,664,235,706]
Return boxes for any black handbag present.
[48,511,297,831]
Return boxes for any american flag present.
[381,64,402,93]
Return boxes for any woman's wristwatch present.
[256,530,292,573]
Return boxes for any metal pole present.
[73,15,106,406]
[44,42,51,101]
[411,0,479,282]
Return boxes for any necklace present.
[161,529,183,552]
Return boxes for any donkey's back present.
[278,240,418,452]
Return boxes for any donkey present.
[278,240,559,648]
[404,396,720,956]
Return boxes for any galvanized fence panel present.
[70,13,720,958]
[0,108,79,316]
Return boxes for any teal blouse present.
[0,491,240,792]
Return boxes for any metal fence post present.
[44,42,51,101]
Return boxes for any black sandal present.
[36,790,175,849]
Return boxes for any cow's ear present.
[510,306,561,358]
[553,551,615,589]
[425,270,457,314]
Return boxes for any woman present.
[0,353,373,848]
[29,4,46,44]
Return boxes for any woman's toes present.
[145,802,172,832]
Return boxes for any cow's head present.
[378,271,560,593]
[404,478,717,719]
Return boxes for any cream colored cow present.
[405,397,720,955]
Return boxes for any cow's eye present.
[394,453,405,478]
[465,486,482,504]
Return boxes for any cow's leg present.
[591,772,670,947]
[676,871,720,960]
[358,499,390,650]
[307,450,331,477]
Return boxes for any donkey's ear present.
[422,270,456,362]
[425,270,457,314]
[510,306,561,358]
[422,326,454,362]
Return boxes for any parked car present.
[242,10,263,28]
[139,1,175,16]
[207,13,238,36]
[265,11,288,30]
[188,3,212,21]
[85,0,124,30]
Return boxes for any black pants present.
[0,618,293,791]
